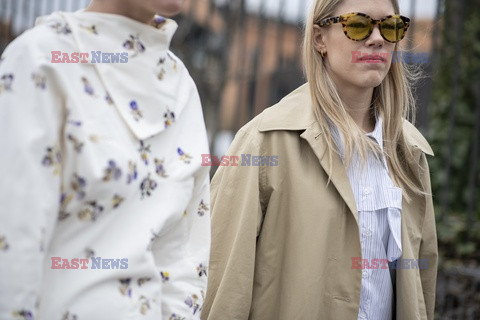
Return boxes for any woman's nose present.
[365,25,385,48]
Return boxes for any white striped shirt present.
[331,117,402,320]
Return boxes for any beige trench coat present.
[202,84,437,320]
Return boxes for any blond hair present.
[303,0,424,197]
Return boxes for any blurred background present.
[0,0,478,318]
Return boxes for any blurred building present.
[172,0,306,156]
[176,0,435,155]
[0,0,435,153]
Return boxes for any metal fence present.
[0,0,479,316]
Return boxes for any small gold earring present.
[321,50,327,58]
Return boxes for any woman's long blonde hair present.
[303,0,424,197]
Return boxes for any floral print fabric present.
[0,11,210,320]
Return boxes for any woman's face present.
[313,0,397,91]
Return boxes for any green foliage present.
[428,0,480,263]
[435,207,480,267]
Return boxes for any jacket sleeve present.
[0,38,64,319]
[153,87,211,320]
[418,154,438,320]
[155,167,211,320]
[202,129,265,320]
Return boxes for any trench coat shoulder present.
[402,120,434,156]
[231,83,312,152]
[256,83,315,133]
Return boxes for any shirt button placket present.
[363,187,373,196]
[362,270,369,279]
[363,228,372,237]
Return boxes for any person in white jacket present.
[0,0,211,319]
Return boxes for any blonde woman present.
[203,0,437,319]
[0,0,210,319]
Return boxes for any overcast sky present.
[243,0,438,22]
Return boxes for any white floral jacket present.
[0,11,210,320]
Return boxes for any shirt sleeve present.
[0,36,64,319]
[202,129,265,320]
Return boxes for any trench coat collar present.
[257,83,434,219]
[258,83,434,156]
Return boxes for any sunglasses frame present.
[317,12,410,43]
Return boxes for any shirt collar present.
[366,116,384,150]
[328,115,384,161]
[37,10,178,50]
[39,11,196,141]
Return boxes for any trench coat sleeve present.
[0,39,64,318]
[418,154,438,320]
[202,129,265,320]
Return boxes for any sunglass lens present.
[381,16,406,42]
[345,15,372,40]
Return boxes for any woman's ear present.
[313,24,327,55]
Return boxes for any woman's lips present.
[361,56,386,63]
[351,51,389,63]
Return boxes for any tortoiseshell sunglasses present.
[317,12,410,43]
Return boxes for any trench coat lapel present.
[258,83,358,223]
[300,124,359,224]
[257,83,434,230]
